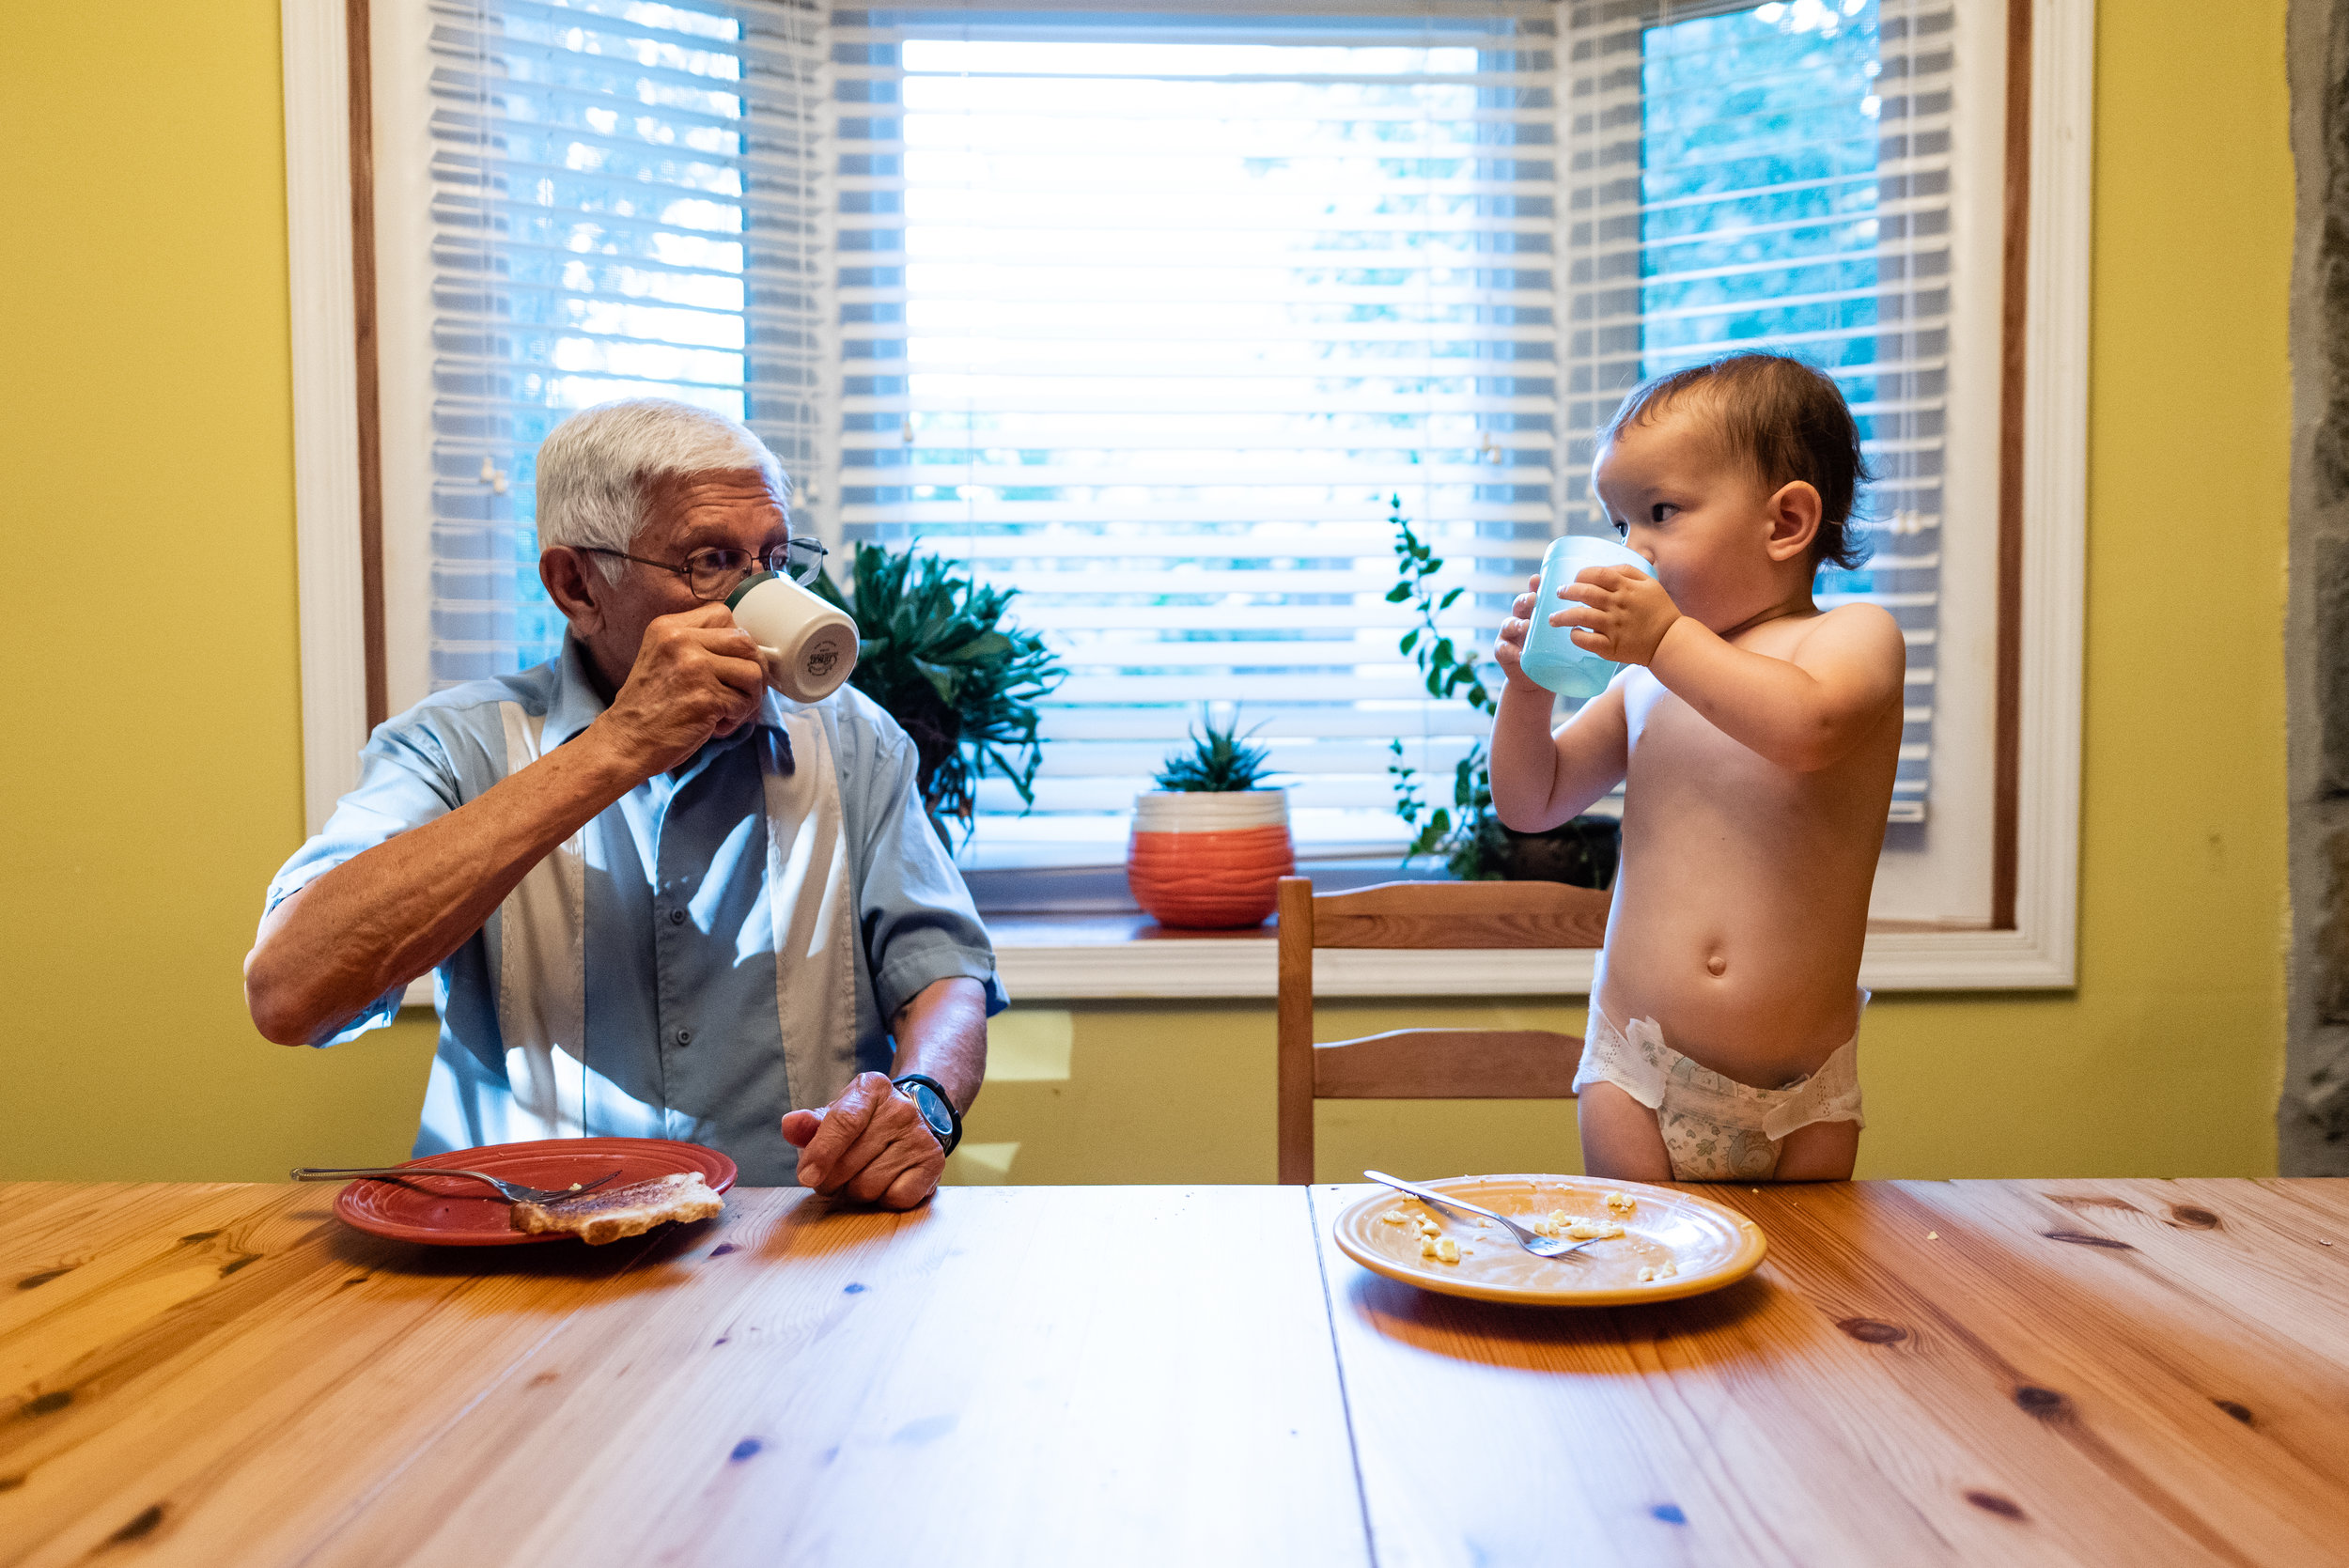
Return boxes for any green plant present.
[1153,713,1273,793]
[1381,493,1502,879]
[1382,495,1620,888]
[814,542,1066,843]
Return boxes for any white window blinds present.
[422,0,827,688]
[1561,0,1951,821]
[828,2,1563,866]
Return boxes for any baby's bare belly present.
[1597,658,1900,1088]
[1597,823,1875,1089]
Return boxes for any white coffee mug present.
[725,571,861,704]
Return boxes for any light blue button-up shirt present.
[266,636,1006,1185]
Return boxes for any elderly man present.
[246,399,1001,1208]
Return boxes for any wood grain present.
[0,1185,1366,1568]
[12,1179,2349,1568]
[1309,879,1611,951]
[1991,0,2032,929]
[346,0,386,729]
[1704,1181,2349,1568]
[1277,876,1604,1182]
[1311,1030,1581,1099]
[1277,876,1318,1184]
[1312,1180,2349,1568]
[1,1187,683,1566]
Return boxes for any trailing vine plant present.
[1382,493,1507,880]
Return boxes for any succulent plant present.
[1153,714,1273,793]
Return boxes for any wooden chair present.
[1274,875,1610,1185]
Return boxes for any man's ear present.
[1763,480,1823,565]
[540,548,607,637]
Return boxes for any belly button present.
[1706,955,1727,977]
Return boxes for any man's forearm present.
[245,726,646,1044]
[887,976,988,1116]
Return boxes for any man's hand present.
[588,605,767,778]
[781,1071,945,1210]
[1559,565,1681,668]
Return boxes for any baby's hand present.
[1491,573,1549,694]
[1559,565,1681,667]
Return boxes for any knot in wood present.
[1837,1316,1907,1344]
[2213,1399,2254,1425]
[2041,1230,2134,1250]
[2170,1205,2220,1230]
[1964,1490,2026,1520]
[106,1506,166,1545]
[2014,1385,2071,1419]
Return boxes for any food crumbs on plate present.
[568,1182,583,1190]
[1434,1237,1461,1265]
[1564,1220,1625,1242]
[1638,1263,1678,1283]
[1419,1235,1439,1258]
[1379,1207,1412,1226]
[1606,1191,1637,1215]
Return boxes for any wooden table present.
[5,1180,2347,1567]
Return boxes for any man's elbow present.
[244,951,325,1046]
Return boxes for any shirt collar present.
[544,631,792,753]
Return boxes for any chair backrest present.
[1274,876,1609,1184]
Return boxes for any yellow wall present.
[0,1,2292,1184]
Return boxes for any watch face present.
[906,1082,953,1140]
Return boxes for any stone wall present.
[2287,0,2349,1172]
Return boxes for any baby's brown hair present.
[1600,352,1873,570]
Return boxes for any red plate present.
[332,1138,739,1247]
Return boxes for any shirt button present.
[675,1028,692,1048]
[669,908,687,925]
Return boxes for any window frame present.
[282,0,2090,998]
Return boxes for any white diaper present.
[1572,1001,1866,1181]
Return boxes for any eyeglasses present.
[581,537,829,600]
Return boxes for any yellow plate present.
[1331,1174,1767,1307]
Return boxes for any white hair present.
[534,398,788,582]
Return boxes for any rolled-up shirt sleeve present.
[262,719,465,1047]
[846,706,1008,1023]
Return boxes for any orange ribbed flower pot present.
[1126,790,1296,929]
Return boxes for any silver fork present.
[290,1166,621,1206]
[1364,1169,1599,1263]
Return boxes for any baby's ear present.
[1764,480,1823,564]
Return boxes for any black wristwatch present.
[892,1073,963,1157]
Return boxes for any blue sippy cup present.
[1517,535,1653,699]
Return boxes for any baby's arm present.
[1489,573,1630,831]
[1563,571,1904,772]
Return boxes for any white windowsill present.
[977,914,2067,1001]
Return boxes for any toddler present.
[1490,354,1906,1182]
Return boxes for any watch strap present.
[891,1073,963,1157]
